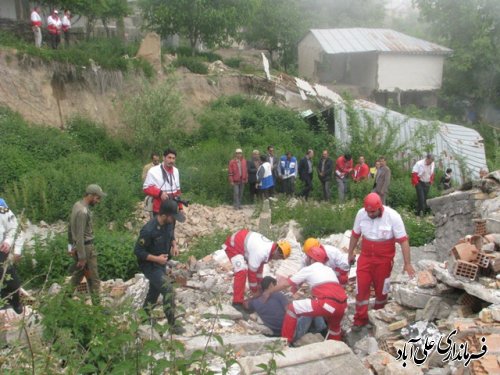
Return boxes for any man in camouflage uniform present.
[68,184,106,304]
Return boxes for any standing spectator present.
[278,151,297,196]
[134,200,185,334]
[143,148,184,218]
[298,149,314,200]
[372,157,391,204]
[411,154,435,216]
[0,199,23,314]
[61,9,71,47]
[262,246,348,343]
[317,150,333,201]
[142,152,161,181]
[352,156,370,182]
[348,193,415,330]
[228,148,248,210]
[257,155,274,199]
[266,145,279,196]
[223,230,290,312]
[30,6,42,48]
[247,150,261,202]
[440,168,453,190]
[68,184,106,305]
[335,153,353,203]
[47,9,62,49]
[370,160,381,179]
[142,152,160,219]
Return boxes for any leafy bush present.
[400,210,436,246]
[122,78,188,158]
[18,229,138,288]
[174,56,209,74]
[3,153,141,224]
[67,116,127,162]
[223,57,242,68]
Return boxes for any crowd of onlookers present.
[227,146,394,209]
[30,6,71,49]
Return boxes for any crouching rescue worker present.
[223,230,291,313]
[348,192,415,330]
[263,246,347,343]
[134,200,185,334]
[302,237,350,285]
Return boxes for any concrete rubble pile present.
[137,202,259,251]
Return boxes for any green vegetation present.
[0,31,152,76]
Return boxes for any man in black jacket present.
[134,200,185,333]
[298,149,314,200]
[317,150,333,201]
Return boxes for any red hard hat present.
[308,246,328,264]
[364,192,382,211]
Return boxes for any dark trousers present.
[140,262,175,324]
[63,31,70,47]
[415,181,431,215]
[248,181,258,202]
[50,33,60,49]
[299,175,313,200]
[281,177,295,195]
[0,253,21,311]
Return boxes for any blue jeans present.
[293,316,327,341]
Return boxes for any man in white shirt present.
[62,9,71,47]
[30,6,42,48]
[348,193,415,329]
[411,154,435,216]
[0,199,23,314]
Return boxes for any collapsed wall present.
[427,171,500,261]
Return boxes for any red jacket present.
[353,163,370,181]
[228,158,248,184]
[335,156,353,178]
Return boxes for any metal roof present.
[309,28,452,55]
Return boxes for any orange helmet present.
[364,192,382,211]
[308,246,328,264]
[303,237,320,254]
[277,240,291,259]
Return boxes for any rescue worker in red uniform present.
[223,230,291,312]
[348,193,415,329]
[302,237,350,286]
[263,246,347,343]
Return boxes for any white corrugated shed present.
[293,78,486,182]
[309,28,452,55]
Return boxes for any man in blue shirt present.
[245,276,326,341]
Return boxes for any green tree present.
[140,0,253,55]
[244,0,305,70]
[414,0,500,109]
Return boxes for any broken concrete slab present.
[292,332,323,347]
[420,296,451,322]
[237,340,369,375]
[419,260,500,304]
[204,304,244,320]
[181,334,285,356]
[391,283,442,309]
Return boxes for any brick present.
[473,219,487,236]
[388,319,408,331]
[451,243,479,262]
[475,252,490,268]
[416,270,437,288]
[452,260,479,281]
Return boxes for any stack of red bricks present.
[449,238,492,281]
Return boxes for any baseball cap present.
[85,184,107,197]
[159,199,186,222]
[235,148,243,153]
[54,10,59,14]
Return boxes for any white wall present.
[0,0,17,20]
[377,54,445,91]
[298,33,323,80]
